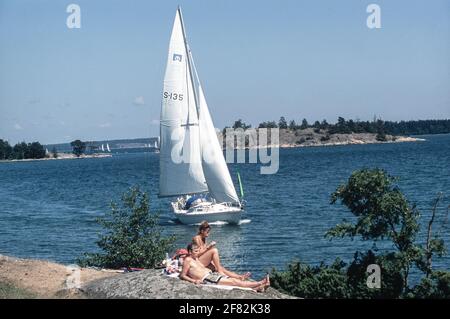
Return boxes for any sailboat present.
[106,143,111,152]
[101,144,105,152]
[159,7,243,225]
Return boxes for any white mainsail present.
[159,9,208,197]
[101,144,105,152]
[198,86,240,203]
[106,143,111,152]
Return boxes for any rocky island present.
[0,255,293,299]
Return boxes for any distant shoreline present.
[220,129,426,150]
[0,153,112,163]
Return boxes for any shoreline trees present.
[248,118,450,136]
[0,139,46,160]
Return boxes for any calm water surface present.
[0,134,449,279]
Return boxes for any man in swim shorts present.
[179,243,270,291]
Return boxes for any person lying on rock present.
[192,221,251,281]
[179,243,270,292]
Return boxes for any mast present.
[177,7,200,117]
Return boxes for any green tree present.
[232,119,251,130]
[78,187,176,269]
[288,120,297,130]
[0,139,13,160]
[13,142,28,160]
[278,117,288,129]
[271,169,449,299]
[70,139,86,157]
[328,169,447,291]
[320,119,329,130]
[300,118,309,130]
[28,142,46,159]
[258,121,277,128]
[271,259,350,298]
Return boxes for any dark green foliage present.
[271,251,405,299]
[0,139,13,159]
[328,169,422,288]
[407,271,450,298]
[300,118,309,130]
[0,139,45,160]
[346,250,404,298]
[288,120,297,130]
[320,119,329,130]
[70,139,86,157]
[272,169,449,298]
[329,117,352,134]
[78,187,176,269]
[271,259,350,298]
[278,117,288,129]
[258,121,278,128]
[232,119,251,130]
[253,118,450,136]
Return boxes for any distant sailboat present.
[101,144,105,152]
[106,143,111,152]
[158,7,243,224]
[154,138,160,153]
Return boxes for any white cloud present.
[14,123,23,130]
[99,122,111,128]
[133,96,145,106]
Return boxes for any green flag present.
[237,172,244,198]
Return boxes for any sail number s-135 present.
[163,92,184,101]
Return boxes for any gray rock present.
[82,269,295,299]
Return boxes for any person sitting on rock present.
[179,243,270,292]
[192,221,251,281]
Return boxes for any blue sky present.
[0,0,449,144]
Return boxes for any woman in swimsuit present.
[192,221,251,281]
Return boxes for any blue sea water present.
[0,134,449,281]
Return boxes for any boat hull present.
[173,203,242,225]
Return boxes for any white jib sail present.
[198,86,240,203]
[159,9,207,197]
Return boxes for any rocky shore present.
[0,255,293,299]
[84,269,294,299]
[220,128,424,149]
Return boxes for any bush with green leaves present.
[271,168,449,298]
[78,187,175,269]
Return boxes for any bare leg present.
[217,277,267,289]
[198,248,246,280]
